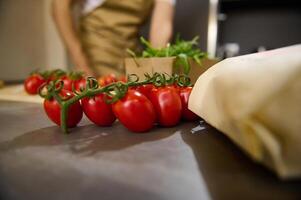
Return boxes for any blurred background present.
[0,0,300,81]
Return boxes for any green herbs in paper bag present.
[127,36,207,75]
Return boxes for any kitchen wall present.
[174,0,210,51]
[0,0,66,82]
[0,0,212,81]
[217,0,301,56]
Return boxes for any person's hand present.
[52,0,96,77]
[149,0,174,48]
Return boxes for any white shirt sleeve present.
[155,0,176,6]
[82,0,176,15]
[82,0,106,15]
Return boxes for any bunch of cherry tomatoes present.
[24,69,125,95]
[26,70,199,134]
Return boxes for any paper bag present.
[125,57,219,83]
[189,45,301,179]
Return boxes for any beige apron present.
[80,0,153,77]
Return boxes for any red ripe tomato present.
[179,87,199,121]
[43,90,83,128]
[61,72,85,92]
[118,75,127,83]
[74,78,86,91]
[112,90,156,132]
[98,74,117,86]
[133,84,155,99]
[105,73,117,84]
[24,74,46,95]
[46,69,66,83]
[165,84,180,93]
[82,94,116,126]
[98,77,106,87]
[61,76,73,91]
[149,86,182,127]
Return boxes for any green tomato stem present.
[42,73,189,134]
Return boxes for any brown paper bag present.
[189,45,301,179]
[124,57,219,83]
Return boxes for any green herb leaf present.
[127,35,208,74]
[177,53,190,75]
[126,49,137,57]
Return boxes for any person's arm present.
[52,0,95,76]
[149,0,175,48]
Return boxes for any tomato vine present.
[39,73,191,134]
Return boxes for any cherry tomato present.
[98,77,106,87]
[98,74,118,86]
[98,74,117,86]
[74,78,86,91]
[82,94,116,126]
[24,74,46,95]
[118,75,127,83]
[133,84,155,99]
[149,86,182,127]
[46,69,66,83]
[179,87,199,121]
[61,76,73,91]
[112,90,156,132]
[61,72,85,92]
[43,90,83,128]
[170,84,181,93]
[105,73,117,84]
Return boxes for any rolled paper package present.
[189,44,301,179]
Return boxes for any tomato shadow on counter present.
[0,121,179,156]
[180,121,301,200]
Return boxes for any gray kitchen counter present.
[0,101,300,200]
